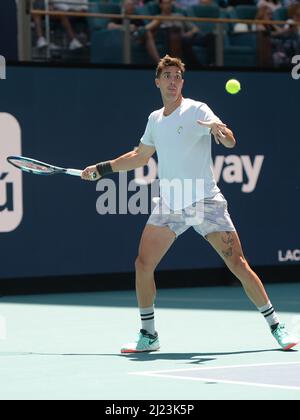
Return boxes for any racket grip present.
[65,169,83,177]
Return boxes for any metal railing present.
[22,4,297,65]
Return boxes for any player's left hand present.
[197,120,227,145]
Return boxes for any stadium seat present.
[184,5,220,65]
[88,4,122,32]
[273,7,288,21]
[189,4,220,18]
[136,1,187,18]
[233,5,257,20]
[91,27,166,65]
[187,5,220,34]
[224,45,257,66]
[91,29,123,63]
[228,4,257,31]
[224,4,258,66]
[224,31,257,67]
[144,1,161,15]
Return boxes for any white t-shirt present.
[141,98,221,211]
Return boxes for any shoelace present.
[274,324,288,338]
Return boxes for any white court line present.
[131,373,300,392]
[131,361,300,375]
[156,297,300,305]
[109,296,300,305]
[130,361,300,391]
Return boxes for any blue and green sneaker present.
[272,324,300,351]
[121,329,160,354]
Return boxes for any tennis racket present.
[7,156,97,179]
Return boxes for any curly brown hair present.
[156,55,186,79]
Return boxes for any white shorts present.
[147,193,236,238]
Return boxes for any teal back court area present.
[0,282,299,400]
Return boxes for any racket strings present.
[8,158,56,174]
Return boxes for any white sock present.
[258,301,280,330]
[140,305,155,335]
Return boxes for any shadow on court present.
[0,348,290,363]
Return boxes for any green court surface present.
[0,283,300,400]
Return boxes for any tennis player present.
[82,55,299,353]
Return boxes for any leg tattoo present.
[221,232,234,259]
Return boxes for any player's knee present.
[226,255,249,274]
[135,255,156,273]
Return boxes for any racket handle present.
[65,169,83,177]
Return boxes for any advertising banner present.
[0,66,299,279]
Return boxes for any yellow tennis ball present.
[226,79,241,95]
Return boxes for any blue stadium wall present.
[0,65,299,292]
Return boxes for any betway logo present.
[213,155,264,193]
[0,113,23,232]
[135,155,264,193]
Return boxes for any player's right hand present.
[81,165,101,182]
